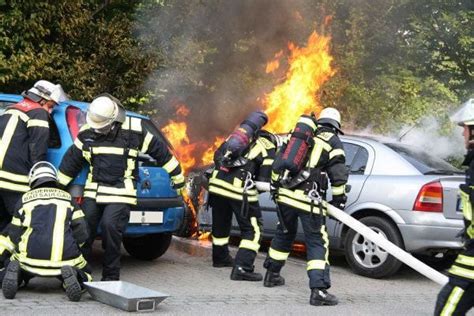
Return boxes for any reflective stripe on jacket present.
[209,135,276,201]
[58,117,183,205]
[0,98,50,192]
[275,127,348,212]
[0,188,88,276]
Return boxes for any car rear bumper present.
[396,210,464,253]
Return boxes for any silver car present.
[196,135,465,278]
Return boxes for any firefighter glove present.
[330,195,347,210]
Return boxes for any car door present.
[326,140,373,239]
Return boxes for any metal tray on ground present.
[84,281,169,312]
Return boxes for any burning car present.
[194,134,465,278]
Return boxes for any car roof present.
[0,93,148,120]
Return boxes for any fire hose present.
[255,181,449,286]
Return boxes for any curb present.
[170,236,213,257]
[170,236,306,267]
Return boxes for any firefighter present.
[208,111,276,281]
[263,107,348,306]
[57,94,184,281]
[0,161,91,302]
[0,80,67,230]
[434,102,474,315]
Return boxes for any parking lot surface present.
[0,237,468,315]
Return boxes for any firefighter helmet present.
[318,107,343,134]
[27,80,68,104]
[86,94,126,131]
[451,99,474,126]
[29,161,58,189]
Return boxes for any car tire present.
[344,216,403,278]
[123,233,172,260]
[174,203,195,237]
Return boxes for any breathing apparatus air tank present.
[219,111,268,167]
[272,114,317,183]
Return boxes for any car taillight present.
[66,106,83,139]
[413,181,443,212]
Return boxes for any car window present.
[385,143,462,175]
[342,142,359,168]
[350,146,369,174]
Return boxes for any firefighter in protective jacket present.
[58,94,184,281]
[0,161,91,302]
[208,111,276,281]
[0,80,67,230]
[263,108,348,306]
[435,100,474,315]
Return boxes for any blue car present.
[0,94,185,260]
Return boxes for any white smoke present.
[397,116,465,160]
[349,116,465,161]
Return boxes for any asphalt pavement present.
[0,237,471,315]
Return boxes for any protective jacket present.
[0,188,89,277]
[58,117,184,205]
[209,133,277,202]
[0,98,50,192]
[273,126,348,214]
[451,149,474,283]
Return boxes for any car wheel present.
[123,233,172,260]
[174,202,196,237]
[344,216,403,278]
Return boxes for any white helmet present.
[450,99,474,126]
[29,161,58,189]
[318,107,343,134]
[86,94,125,130]
[28,80,68,104]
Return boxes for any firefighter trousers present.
[81,198,130,280]
[264,203,331,289]
[0,190,22,232]
[209,193,262,271]
[435,243,474,315]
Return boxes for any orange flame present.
[161,120,197,173]
[265,50,283,74]
[162,105,224,174]
[263,31,335,133]
[202,136,225,165]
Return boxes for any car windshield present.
[384,143,462,175]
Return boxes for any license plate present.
[129,211,163,224]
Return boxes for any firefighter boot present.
[263,270,285,287]
[310,288,338,306]
[2,260,20,299]
[230,266,263,281]
[213,256,234,268]
[61,266,82,302]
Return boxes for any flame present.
[162,105,224,174]
[202,136,225,165]
[265,50,283,74]
[263,31,335,133]
[162,120,197,173]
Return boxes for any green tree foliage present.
[321,0,472,133]
[0,0,159,109]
